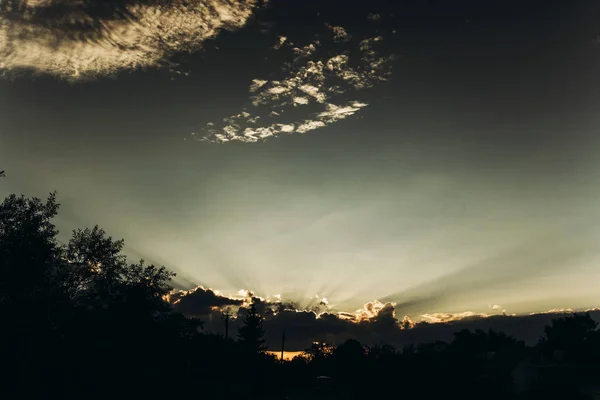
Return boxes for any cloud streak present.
[381,225,598,316]
[0,0,258,80]
[196,22,393,143]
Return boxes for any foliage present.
[237,301,267,353]
[302,340,334,362]
[538,312,599,363]
[1,192,600,400]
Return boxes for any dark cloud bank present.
[171,286,600,351]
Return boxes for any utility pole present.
[281,331,286,362]
[222,310,231,340]
[221,309,232,399]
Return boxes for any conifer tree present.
[237,301,267,353]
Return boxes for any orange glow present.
[267,351,304,361]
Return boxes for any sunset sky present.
[2,0,600,348]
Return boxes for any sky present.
[2,0,600,349]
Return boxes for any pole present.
[281,331,285,362]
[223,311,231,340]
[222,311,232,399]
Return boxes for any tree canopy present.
[1,192,600,400]
[237,300,267,353]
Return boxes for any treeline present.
[1,192,599,399]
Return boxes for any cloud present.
[317,102,368,123]
[273,35,287,49]
[295,120,326,134]
[262,307,600,351]
[293,96,310,105]
[168,286,600,351]
[249,79,269,92]
[355,300,393,321]
[489,304,507,314]
[197,22,394,143]
[419,312,491,324]
[0,0,259,80]
[327,25,350,43]
[534,308,575,315]
[293,43,318,57]
[399,315,415,329]
[170,286,243,317]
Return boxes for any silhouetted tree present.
[331,338,366,391]
[303,340,334,363]
[237,301,267,353]
[65,225,174,314]
[0,192,69,398]
[0,192,194,399]
[0,192,63,304]
[5,191,600,400]
[538,312,598,363]
[332,339,365,364]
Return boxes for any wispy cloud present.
[420,311,490,324]
[196,22,394,143]
[0,0,258,80]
